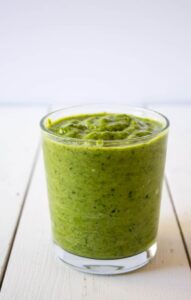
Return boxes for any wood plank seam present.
[0,140,41,290]
[165,176,191,270]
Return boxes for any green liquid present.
[42,113,168,259]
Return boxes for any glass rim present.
[40,104,169,146]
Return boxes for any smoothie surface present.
[46,113,163,141]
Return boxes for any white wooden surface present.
[0,105,191,299]
[0,106,46,283]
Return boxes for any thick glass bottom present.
[55,242,157,275]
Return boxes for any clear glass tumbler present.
[40,104,169,275]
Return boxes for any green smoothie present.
[42,112,168,259]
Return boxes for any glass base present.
[55,242,157,275]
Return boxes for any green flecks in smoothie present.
[46,113,162,140]
[42,111,168,259]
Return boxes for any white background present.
[0,0,191,106]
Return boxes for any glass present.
[40,104,169,275]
